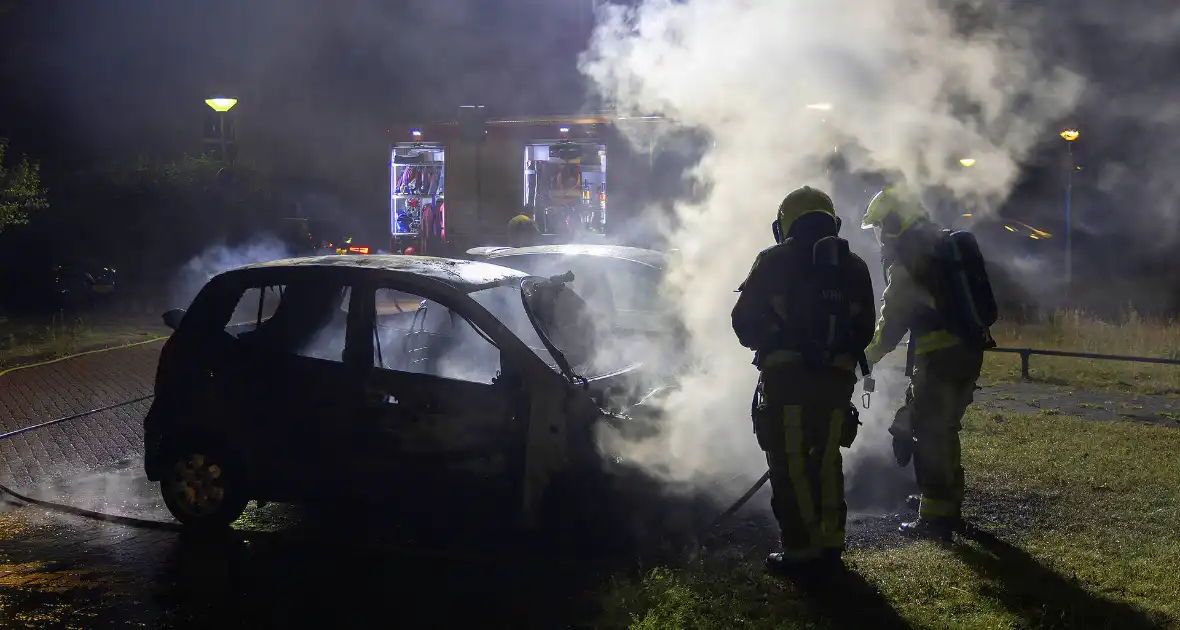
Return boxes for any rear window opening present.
[226,285,286,333]
[227,283,353,364]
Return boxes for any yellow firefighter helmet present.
[776,186,837,239]
[861,186,928,242]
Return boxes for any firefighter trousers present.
[896,343,984,520]
[754,364,856,559]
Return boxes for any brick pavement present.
[0,342,162,490]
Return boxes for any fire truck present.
[388,106,671,255]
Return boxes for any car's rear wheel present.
[160,436,249,531]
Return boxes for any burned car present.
[145,255,651,530]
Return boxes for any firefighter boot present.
[765,552,810,575]
[899,517,956,542]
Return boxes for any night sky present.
[2,0,1178,296]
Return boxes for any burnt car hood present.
[519,274,598,377]
[517,273,669,417]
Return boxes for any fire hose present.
[0,394,184,531]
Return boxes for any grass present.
[0,316,165,368]
[982,310,1180,396]
[594,409,1180,629]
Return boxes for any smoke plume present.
[579,0,1083,490]
[169,236,292,309]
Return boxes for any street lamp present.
[205,97,239,161]
[806,102,833,111]
[204,97,238,112]
[1060,128,1080,289]
[958,158,977,167]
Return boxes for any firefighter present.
[732,186,876,573]
[507,213,541,248]
[860,186,988,541]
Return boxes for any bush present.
[39,155,284,285]
[0,138,48,233]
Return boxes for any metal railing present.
[988,346,1180,380]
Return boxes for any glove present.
[889,394,914,466]
[889,425,914,467]
[839,404,861,448]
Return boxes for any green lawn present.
[594,409,1180,629]
[981,311,1180,396]
[0,318,166,368]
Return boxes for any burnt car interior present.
[367,288,502,385]
[232,283,356,364]
[216,272,603,386]
[199,275,524,489]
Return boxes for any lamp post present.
[205,97,238,162]
[1060,128,1080,288]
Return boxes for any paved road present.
[0,343,1175,628]
[975,382,1180,426]
[0,342,158,488]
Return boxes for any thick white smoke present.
[580,0,1083,488]
[169,236,293,310]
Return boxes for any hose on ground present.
[0,394,770,555]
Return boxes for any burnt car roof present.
[232,255,528,292]
[485,244,667,269]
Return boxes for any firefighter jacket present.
[732,234,876,373]
[864,262,962,365]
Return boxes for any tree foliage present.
[0,138,49,233]
[41,155,285,282]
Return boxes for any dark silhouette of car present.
[145,255,653,531]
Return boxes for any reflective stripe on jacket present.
[865,263,960,364]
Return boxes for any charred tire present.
[159,433,250,532]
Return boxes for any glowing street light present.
[204,97,238,113]
[204,96,238,162]
[1060,128,1079,288]
[806,103,833,111]
[959,158,977,167]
